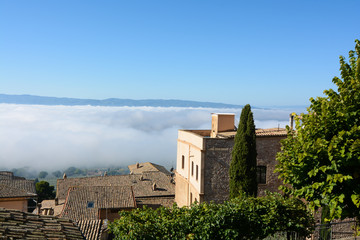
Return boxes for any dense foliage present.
[38,171,48,179]
[52,170,62,178]
[276,39,360,221]
[109,193,314,240]
[36,180,55,202]
[230,104,257,198]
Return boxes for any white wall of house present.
[176,130,205,206]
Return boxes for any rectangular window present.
[257,166,267,184]
[196,165,198,181]
[190,192,193,204]
[181,155,185,169]
[87,201,94,208]
[191,161,194,176]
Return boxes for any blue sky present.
[0,1,359,106]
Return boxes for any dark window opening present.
[87,201,94,208]
[196,165,199,181]
[257,166,267,184]
[191,161,194,176]
[182,155,185,169]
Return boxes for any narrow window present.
[191,161,194,176]
[87,201,94,208]
[196,165,199,181]
[257,166,267,184]
[181,155,185,169]
[190,192,193,204]
[195,198,197,203]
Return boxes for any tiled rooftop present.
[0,171,24,180]
[184,128,287,138]
[35,199,66,217]
[0,184,37,198]
[60,186,136,221]
[0,171,36,199]
[255,128,288,137]
[128,162,171,175]
[0,208,84,239]
[190,128,288,138]
[56,171,175,200]
[76,219,105,240]
[136,196,175,208]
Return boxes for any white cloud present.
[0,104,296,171]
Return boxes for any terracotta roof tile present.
[0,173,36,199]
[0,184,37,198]
[255,128,288,137]
[215,128,287,138]
[76,219,104,240]
[136,196,174,208]
[0,208,84,239]
[60,186,136,221]
[56,171,175,200]
[128,162,171,175]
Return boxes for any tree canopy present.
[229,104,257,198]
[38,171,48,179]
[36,181,55,202]
[276,39,360,221]
[52,170,62,178]
[109,193,313,240]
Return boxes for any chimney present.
[211,113,235,138]
[289,113,295,130]
[55,198,58,206]
[136,163,140,168]
[104,171,108,177]
[152,182,157,191]
[37,203,41,215]
[63,173,67,179]
[140,175,144,181]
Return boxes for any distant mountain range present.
[0,94,244,109]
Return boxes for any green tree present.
[276,39,360,221]
[38,171,48,179]
[109,193,314,240]
[64,166,84,176]
[36,181,55,202]
[229,104,257,198]
[52,170,62,178]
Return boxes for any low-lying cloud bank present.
[0,104,305,171]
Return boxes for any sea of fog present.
[0,104,306,171]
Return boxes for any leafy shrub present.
[109,193,314,240]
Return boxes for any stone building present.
[56,164,175,210]
[0,171,37,212]
[60,186,137,222]
[0,208,84,239]
[175,113,287,207]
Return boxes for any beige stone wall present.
[175,172,189,207]
[0,199,28,212]
[211,114,235,137]
[203,138,233,203]
[176,130,205,207]
[256,136,286,196]
[175,171,202,207]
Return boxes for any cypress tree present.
[229,104,257,198]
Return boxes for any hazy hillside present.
[0,94,243,109]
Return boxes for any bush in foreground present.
[109,193,314,240]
